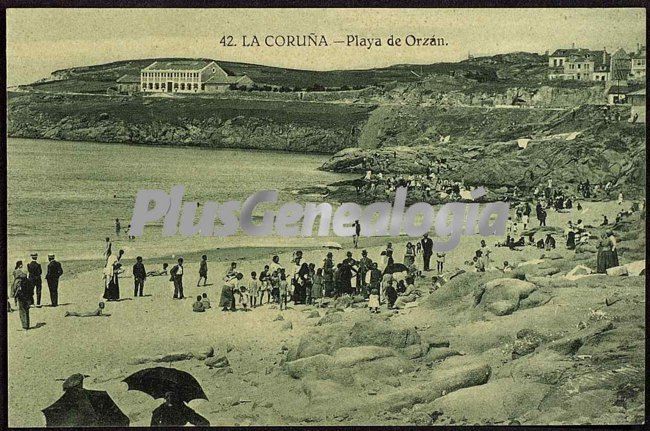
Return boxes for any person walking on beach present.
[420,233,433,271]
[352,220,361,248]
[197,255,208,287]
[12,261,33,330]
[115,219,121,237]
[436,252,446,274]
[132,256,146,297]
[46,253,63,307]
[170,258,185,299]
[27,253,43,307]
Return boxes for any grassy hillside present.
[20,53,550,94]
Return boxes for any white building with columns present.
[140,60,226,93]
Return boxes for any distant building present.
[606,85,630,105]
[628,88,646,123]
[629,44,646,80]
[204,75,254,93]
[610,48,631,82]
[116,75,140,94]
[547,46,609,81]
[139,60,254,93]
[547,43,646,83]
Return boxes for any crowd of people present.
[10,186,645,330]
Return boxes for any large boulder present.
[624,260,645,276]
[428,379,551,423]
[349,319,421,349]
[564,264,593,281]
[473,278,538,316]
[367,363,491,413]
[606,266,628,276]
[333,346,397,367]
[545,321,614,355]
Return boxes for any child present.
[368,288,380,313]
[270,270,280,304]
[197,255,208,287]
[279,270,288,311]
[259,265,271,304]
[192,295,205,312]
[248,272,259,308]
[436,252,445,274]
[239,286,250,311]
[224,262,237,281]
[201,293,211,309]
[386,281,398,309]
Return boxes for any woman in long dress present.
[219,273,242,311]
[596,232,619,273]
[103,250,123,301]
[404,242,416,267]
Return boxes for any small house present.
[628,88,646,123]
[203,75,254,93]
[116,75,141,94]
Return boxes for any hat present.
[30,253,38,258]
[48,253,55,259]
[62,373,87,391]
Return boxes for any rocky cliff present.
[7,92,372,153]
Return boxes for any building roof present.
[628,88,646,96]
[144,60,215,71]
[611,48,630,60]
[630,51,646,59]
[116,74,140,83]
[606,85,631,95]
[204,75,251,85]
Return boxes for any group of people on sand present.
[9,253,64,330]
[203,234,443,313]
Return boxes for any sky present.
[6,8,646,86]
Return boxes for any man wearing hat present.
[45,254,64,307]
[27,253,43,307]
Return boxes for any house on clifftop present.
[137,60,254,94]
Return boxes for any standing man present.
[420,233,434,272]
[115,218,121,237]
[322,252,334,297]
[132,256,146,297]
[170,257,185,299]
[27,253,43,307]
[12,261,32,330]
[45,253,63,307]
[357,250,373,296]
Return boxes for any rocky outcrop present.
[7,92,369,153]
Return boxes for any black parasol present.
[42,388,129,427]
[123,367,208,403]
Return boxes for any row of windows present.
[142,82,205,90]
[142,72,200,78]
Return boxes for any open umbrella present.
[387,263,409,274]
[42,388,129,427]
[123,367,207,403]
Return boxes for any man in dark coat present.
[420,233,434,271]
[151,391,209,427]
[170,258,185,299]
[357,250,373,296]
[132,256,146,297]
[27,253,43,307]
[46,254,63,307]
